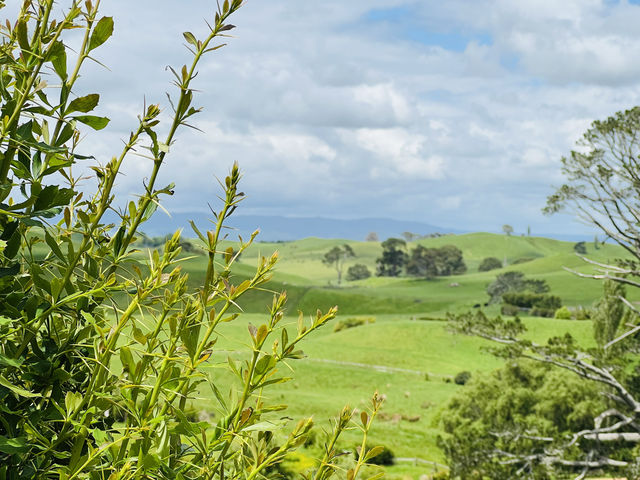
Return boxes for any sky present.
[7,0,640,235]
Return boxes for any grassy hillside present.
[159,232,623,478]
[198,313,596,478]
[186,233,633,316]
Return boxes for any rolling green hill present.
[162,232,627,478]
[188,233,633,316]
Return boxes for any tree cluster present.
[376,238,467,279]
[486,271,550,304]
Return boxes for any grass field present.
[163,232,619,478]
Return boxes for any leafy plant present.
[478,256,502,272]
[346,263,371,281]
[0,2,381,479]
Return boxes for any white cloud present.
[7,0,640,233]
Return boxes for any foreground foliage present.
[0,2,382,479]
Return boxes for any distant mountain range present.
[134,211,596,243]
[137,212,464,241]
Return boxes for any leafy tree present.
[443,107,640,478]
[503,224,514,236]
[0,3,383,479]
[376,238,407,277]
[574,241,587,254]
[478,256,502,272]
[405,245,438,278]
[545,107,640,259]
[486,271,550,303]
[406,244,467,279]
[365,231,379,242]
[593,279,627,348]
[441,356,607,479]
[346,263,371,281]
[437,244,467,275]
[401,231,419,242]
[322,244,355,284]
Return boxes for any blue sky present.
[6,0,640,236]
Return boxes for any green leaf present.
[0,435,29,454]
[0,354,22,368]
[49,41,67,79]
[0,263,19,278]
[88,16,114,52]
[242,420,286,432]
[0,375,41,398]
[45,230,66,264]
[364,446,384,462]
[183,31,198,47]
[16,20,28,51]
[65,391,82,415]
[120,346,135,374]
[74,115,109,130]
[67,94,100,114]
[132,327,147,345]
[253,354,276,377]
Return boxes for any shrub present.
[454,371,472,385]
[531,306,555,318]
[575,306,591,320]
[487,271,547,303]
[0,3,385,478]
[512,256,535,265]
[347,263,372,281]
[478,256,502,272]
[334,317,376,332]
[574,241,587,254]
[535,295,562,311]
[555,306,572,319]
[501,304,521,316]
[502,292,546,308]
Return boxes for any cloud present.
[6,0,640,234]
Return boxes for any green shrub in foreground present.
[0,2,383,479]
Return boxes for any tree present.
[323,244,355,284]
[365,231,379,242]
[406,245,438,278]
[593,279,627,348]
[402,231,419,242]
[544,107,640,260]
[437,244,467,275]
[376,238,408,277]
[503,224,514,236]
[445,108,640,478]
[0,3,384,478]
[574,241,587,254]
[486,271,549,303]
[406,244,467,278]
[346,263,371,281]
[441,356,607,479]
[478,256,502,272]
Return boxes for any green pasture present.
[177,233,633,317]
[191,313,596,478]
[85,232,627,477]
